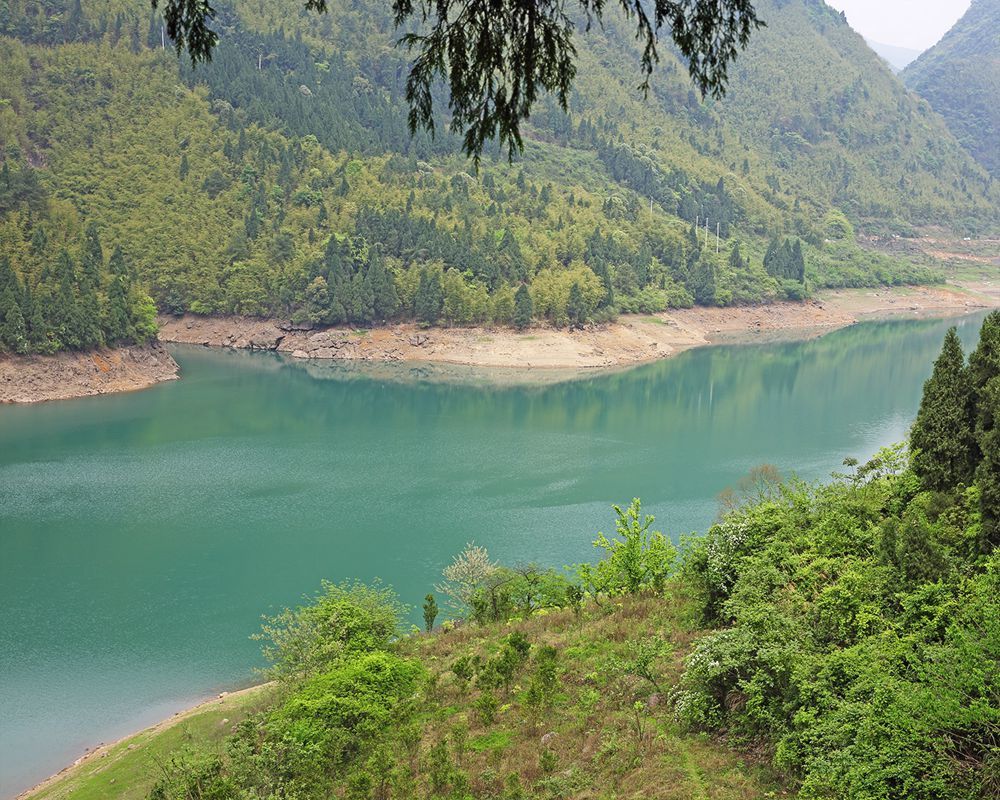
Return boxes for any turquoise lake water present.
[0,312,989,796]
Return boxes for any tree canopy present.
[152,0,762,158]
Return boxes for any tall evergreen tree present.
[911,327,975,491]
[415,269,443,324]
[0,285,28,354]
[22,282,49,352]
[975,376,1000,551]
[53,250,84,350]
[968,312,1000,549]
[514,284,533,329]
[80,222,103,291]
[367,252,399,321]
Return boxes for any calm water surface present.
[0,312,989,795]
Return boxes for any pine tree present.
[80,222,103,291]
[367,253,399,321]
[24,284,49,352]
[0,286,28,354]
[728,243,744,271]
[968,311,1000,401]
[791,239,805,282]
[691,257,717,305]
[975,376,1000,551]
[910,328,975,491]
[0,256,18,295]
[104,272,133,343]
[969,312,1000,550]
[514,284,533,329]
[415,269,443,324]
[53,250,83,350]
[179,153,189,181]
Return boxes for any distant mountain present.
[865,39,923,72]
[903,0,1000,177]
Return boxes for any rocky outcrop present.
[0,343,179,403]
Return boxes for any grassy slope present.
[25,594,784,800]
[26,687,276,800]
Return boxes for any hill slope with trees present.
[28,317,1000,800]
[903,0,1000,179]
[0,0,996,355]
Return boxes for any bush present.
[254,580,405,681]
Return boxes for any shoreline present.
[0,342,179,404]
[17,682,272,799]
[1,283,996,404]
[160,282,998,370]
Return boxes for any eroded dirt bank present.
[159,283,996,371]
[0,343,179,404]
[1,284,992,404]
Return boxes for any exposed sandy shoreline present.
[160,283,998,371]
[0,342,179,404]
[1,284,995,404]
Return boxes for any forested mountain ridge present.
[903,0,1000,179]
[0,0,996,354]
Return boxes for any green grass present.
[27,592,786,800]
[26,686,275,800]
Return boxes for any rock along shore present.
[0,342,179,404]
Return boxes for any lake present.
[0,312,989,796]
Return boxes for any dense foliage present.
[677,317,1000,798]
[138,320,1000,800]
[903,0,1000,178]
[0,164,156,354]
[0,0,995,354]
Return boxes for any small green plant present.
[475,690,500,725]
[565,583,584,616]
[540,748,559,773]
[422,593,438,632]
[579,499,676,599]
[427,737,452,793]
[612,637,670,692]
[452,654,476,689]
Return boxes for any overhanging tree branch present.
[150,0,761,160]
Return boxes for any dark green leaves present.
[151,0,760,159]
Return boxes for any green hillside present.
[0,0,996,354]
[903,0,1000,179]
[28,317,1000,800]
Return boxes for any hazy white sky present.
[824,0,971,50]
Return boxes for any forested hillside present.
[0,0,996,354]
[903,0,1000,179]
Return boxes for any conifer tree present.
[367,252,399,321]
[53,250,82,350]
[728,243,744,271]
[791,239,805,282]
[80,222,103,291]
[911,327,975,490]
[22,282,48,352]
[975,376,1000,551]
[0,285,28,354]
[968,312,1000,549]
[104,274,133,343]
[415,269,443,324]
[514,284,533,329]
